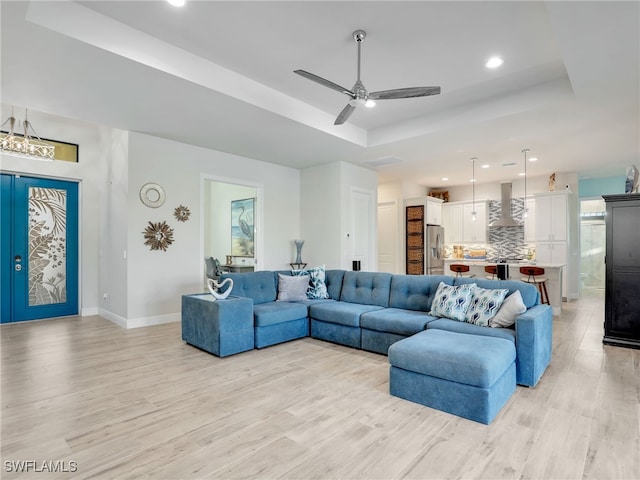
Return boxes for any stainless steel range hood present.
[490,182,520,227]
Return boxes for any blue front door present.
[1,174,79,322]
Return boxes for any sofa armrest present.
[515,304,553,387]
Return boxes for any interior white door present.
[377,201,398,273]
[350,188,375,271]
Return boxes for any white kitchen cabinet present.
[442,201,487,244]
[534,193,568,242]
[426,198,442,225]
[534,191,572,297]
[524,198,536,243]
[442,203,464,243]
[462,201,487,243]
[405,196,444,226]
[535,241,567,265]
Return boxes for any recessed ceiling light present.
[529,157,538,162]
[441,177,448,181]
[519,172,526,176]
[167,0,185,6]
[481,164,490,169]
[486,56,504,69]
[470,178,476,183]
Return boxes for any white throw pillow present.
[490,290,527,328]
[277,274,310,302]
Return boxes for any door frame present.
[200,173,264,278]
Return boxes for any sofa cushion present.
[389,275,454,311]
[491,290,527,328]
[388,329,516,388]
[253,302,308,327]
[309,301,384,327]
[454,277,539,309]
[277,273,310,301]
[325,270,346,300]
[360,308,440,336]
[340,271,392,307]
[464,286,509,327]
[427,318,516,344]
[221,271,276,305]
[429,282,475,321]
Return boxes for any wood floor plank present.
[1,289,639,479]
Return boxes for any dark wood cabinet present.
[603,193,640,349]
[406,205,425,275]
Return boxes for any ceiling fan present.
[294,30,441,125]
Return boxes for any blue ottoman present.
[182,294,254,357]
[388,329,516,424]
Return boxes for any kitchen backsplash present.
[487,198,527,259]
[445,198,532,260]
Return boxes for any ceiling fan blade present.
[369,86,441,100]
[294,70,354,97]
[334,104,356,125]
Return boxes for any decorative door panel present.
[1,174,78,322]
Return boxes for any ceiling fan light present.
[365,99,376,108]
[167,0,185,6]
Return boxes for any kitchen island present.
[444,259,565,315]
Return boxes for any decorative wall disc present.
[139,183,165,208]
[174,204,191,222]
[142,221,174,251]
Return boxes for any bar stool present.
[519,266,549,305]
[484,265,497,280]
[450,264,474,278]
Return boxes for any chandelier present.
[0,109,55,161]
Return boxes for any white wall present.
[300,161,378,271]
[99,129,129,323]
[123,132,300,326]
[300,162,342,268]
[0,105,109,316]
[439,173,575,203]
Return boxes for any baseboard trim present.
[127,313,180,329]
[81,307,99,317]
[98,309,180,329]
[98,308,127,328]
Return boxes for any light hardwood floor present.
[1,290,639,479]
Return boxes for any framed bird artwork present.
[231,198,255,257]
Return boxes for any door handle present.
[15,264,22,272]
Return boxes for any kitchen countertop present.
[443,259,566,315]
[444,259,566,268]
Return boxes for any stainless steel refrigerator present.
[426,225,445,275]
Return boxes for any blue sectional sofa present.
[182,269,553,389]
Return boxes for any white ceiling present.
[2,1,638,188]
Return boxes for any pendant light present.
[522,148,529,219]
[470,157,478,221]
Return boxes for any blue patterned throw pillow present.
[465,286,510,327]
[291,265,329,299]
[430,282,476,321]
